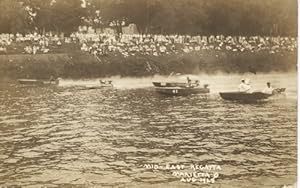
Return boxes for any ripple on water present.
[0,74,297,187]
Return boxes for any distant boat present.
[99,80,113,87]
[79,80,113,90]
[219,88,286,101]
[153,82,210,96]
[18,79,59,85]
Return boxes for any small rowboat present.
[153,82,209,96]
[18,79,59,85]
[219,88,285,101]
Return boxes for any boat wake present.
[52,72,296,100]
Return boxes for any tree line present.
[0,0,297,36]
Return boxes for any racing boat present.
[219,88,285,101]
[153,82,210,96]
[99,80,113,87]
[18,79,59,85]
[152,82,187,87]
[79,80,113,90]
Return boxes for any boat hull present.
[155,87,210,96]
[219,92,272,101]
[82,84,113,90]
[152,82,187,87]
[18,79,57,85]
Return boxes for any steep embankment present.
[0,50,296,79]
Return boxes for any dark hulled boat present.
[219,88,286,101]
[219,92,272,101]
[18,79,59,85]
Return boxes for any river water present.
[0,73,297,188]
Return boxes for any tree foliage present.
[0,0,32,33]
[91,0,297,36]
[0,0,297,36]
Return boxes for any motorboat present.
[219,88,286,101]
[153,81,209,96]
[18,79,59,85]
[79,80,113,90]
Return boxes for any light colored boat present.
[153,82,209,96]
[79,80,113,90]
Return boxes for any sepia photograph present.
[0,0,297,187]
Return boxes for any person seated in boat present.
[187,77,192,87]
[49,75,56,83]
[195,80,200,87]
[100,80,113,85]
[238,79,251,93]
[55,77,62,85]
[262,82,273,94]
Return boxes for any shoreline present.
[0,50,296,79]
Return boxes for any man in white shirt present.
[239,79,251,93]
[262,82,273,94]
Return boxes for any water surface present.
[0,73,297,188]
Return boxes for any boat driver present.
[262,82,273,94]
[187,77,192,87]
[238,79,251,93]
[49,75,56,83]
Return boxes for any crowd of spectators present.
[0,32,297,58]
[78,33,297,58]
[0,32,69,55]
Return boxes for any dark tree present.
[0,0,297,36]
[0,0,32,33]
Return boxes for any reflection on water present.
[0,73,297,188]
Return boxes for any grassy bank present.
[0,50,296,79]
